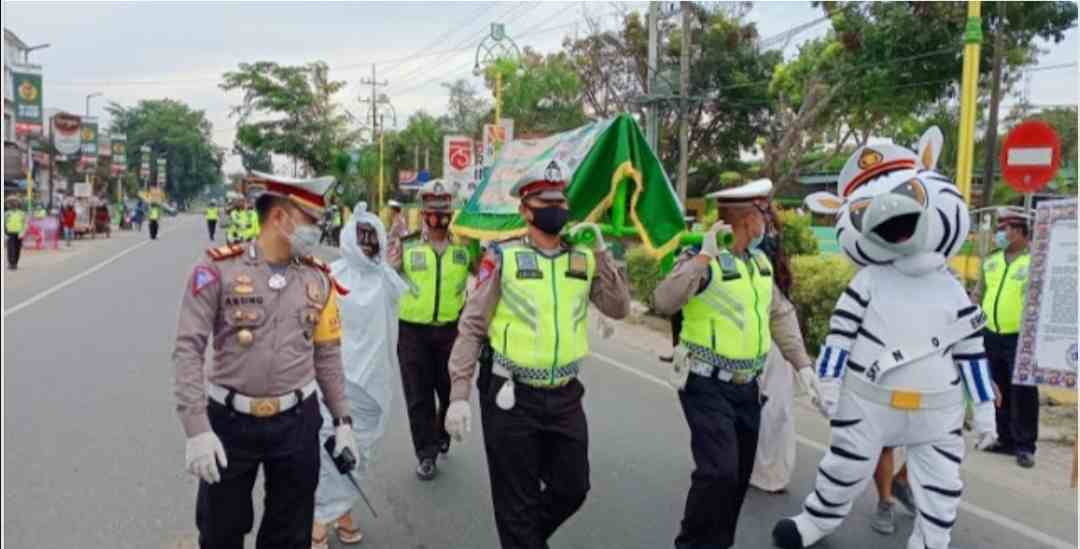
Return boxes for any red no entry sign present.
[1000,119,1062,193]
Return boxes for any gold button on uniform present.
[237,329,254,346]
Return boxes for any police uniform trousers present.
[196,395,322,549]
[207,219,217,240]
[149,219,160,240]
[397,321,455,460]
[676,372,762,549]
[6,231,23,268]
[985,331,1039,454]
[477,346,590,549]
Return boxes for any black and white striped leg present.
[904,430,965,549]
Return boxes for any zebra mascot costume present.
[773,127,997,549]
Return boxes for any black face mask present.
[759,234,780,261]
[528,206,570,235]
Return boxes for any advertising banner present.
[140,145,151,179]
[482,119,514,168]
[80,117,99,171]
[444,135,474,183]
[111,133,127,175]
[12,67,44,136]
[1014,198,1078,389]
[52,113,82,155]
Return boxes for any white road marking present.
[4,225,184,317]
[590,351,1076,549]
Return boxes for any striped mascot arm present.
[815,272,872,380]
[951,306,994,404]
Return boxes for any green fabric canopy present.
[451,114,685,257]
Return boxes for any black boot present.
[772,518,805,549]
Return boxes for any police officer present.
[148,201,162,240]
[246,201,261,241]
[227,200,246,244]
[444,160,631,549]
[206,201,219,241]
[172,176,359,548]
[5,196,28,270]
[653,179,816,549]
[389,180,474,480]
[974,206,1037,468]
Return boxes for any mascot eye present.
[893,179,927,207]
[848,198,871,231]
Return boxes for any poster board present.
[1013,198,1078,389]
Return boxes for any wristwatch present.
[333,416,353,427]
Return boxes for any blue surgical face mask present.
[749,233,765,251]
[994,230,1009,249]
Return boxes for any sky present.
[4,1,1077,174]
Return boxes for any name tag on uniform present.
[453,248,468,266]
[515,252,543,280]
[410,250,428,271]
[718,254,741,281]
[566,251,588,280]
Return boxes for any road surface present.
[4,214,1076,548]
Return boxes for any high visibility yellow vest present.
[399,239,471,324]
[5,210,26,233]
[206,207,218,221]
[246,211,260,239]
[680,250,774,361]
[982,250,1030,335]
[488,242,596,385]
[149,206,161,221]
[34,208,46,219]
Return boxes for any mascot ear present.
[804,191,843,215]
[917,126,944,171]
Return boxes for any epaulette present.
[206,244,244,261]
[300,255,350,296]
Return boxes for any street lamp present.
[85,92,103,117]
[473,22,523,128]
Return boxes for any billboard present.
[444,135,475,184]
[12,67,44,136]
[52,113,82,155]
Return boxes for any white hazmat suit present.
[314,204,407,524]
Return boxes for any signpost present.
[1000,119,1062,194]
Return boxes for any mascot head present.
[804,127,969,267]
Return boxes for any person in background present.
[973,206,1037,468]
[148,202,162,240]
[868,448,917,535]
[750,203,811,495]
[312,204,406,548]
[5,196,28,270]
[62,204,76,246]
[206,201,220,242]
[132,202,145,232]
[390,181,475,481]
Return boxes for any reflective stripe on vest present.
[399,241,471,324]
[488,243,596,385]
[680,251,773,361]
[982,250,1030,334]
[5,210,26,233]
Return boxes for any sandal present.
[336,514,365,545]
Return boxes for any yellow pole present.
[955,0,983,204]
[378,131,385,210]
[495,70,502,126]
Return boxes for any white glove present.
[568,222,606,251]
[973,402,998,451]
[185,431,228,484]
[797,367,824,409]
[816,379,841,419]
[445,400,472,442]
[333,424,360,467]
[701,222,726,258]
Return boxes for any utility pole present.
[677,4,691,211]
[359,64,388,144]
[979,0,1006,208]
[646,1,660,152]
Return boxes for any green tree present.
[220,61,361,175]
[441,79,489,135]
[106,99,223,203]
[483,49,589,136]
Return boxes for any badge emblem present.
[235,274,253,285]
[515,252,543,279]
[566,252,588,280]
[233,284,255,295]
[191,266,218,296]
[268,273,287,290]
[307,282,322,302]
[858,148,883,169]
[411,251,427,271]
[237,329,254,346]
